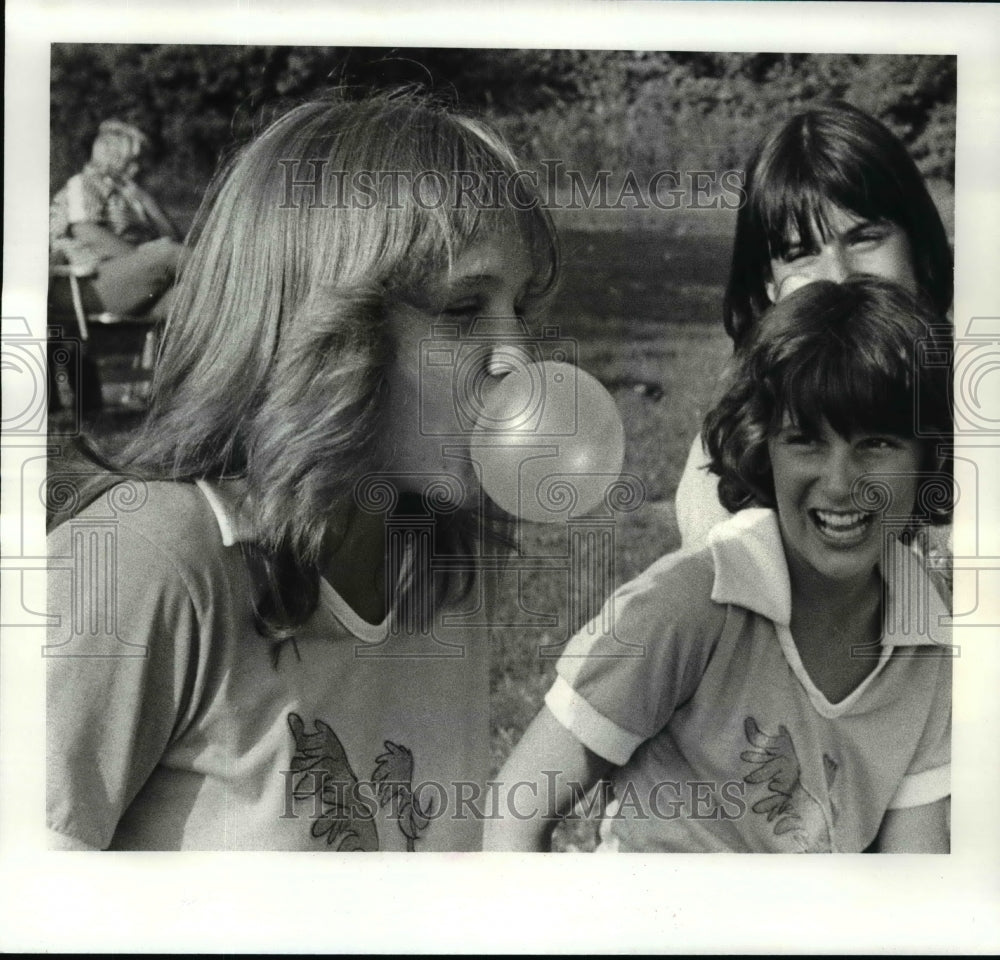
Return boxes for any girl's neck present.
[321,507,389,625]
[787,552,882,620]
[785,552,885,703]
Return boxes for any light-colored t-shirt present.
[47,480,495,851]
[546,508,952,853]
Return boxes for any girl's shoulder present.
[48,479,233,574]
[619,508,790,633]
[634,539,718,590]
[612,537,726,637]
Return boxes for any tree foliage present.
[50,45,956,222]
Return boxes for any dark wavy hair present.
[705,277,953,526]
[724,101,953,350]
[49,89,559,640]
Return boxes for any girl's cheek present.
[774,272,817,301]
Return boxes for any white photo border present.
[3,1,999,954]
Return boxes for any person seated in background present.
[49,119,186,320]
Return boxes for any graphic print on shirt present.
[371,740,432,852]
[287,712,380,850]
[740,716,836,853]
[286,713,431,851]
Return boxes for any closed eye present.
[440,298,484,319]
[780,431,819,447]
[845,222,891,248]
[777,244,814,264]
[858,435,903,451]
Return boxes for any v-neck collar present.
[195,478,389,645]
[707,509,951,716]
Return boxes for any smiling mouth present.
[809,508,874,544]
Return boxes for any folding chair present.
[48,260,159,412]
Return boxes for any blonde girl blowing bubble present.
[46,91,558,851]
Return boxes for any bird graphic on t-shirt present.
[740,716,835,853]
[371,740,432,852]
[287,712,379,851]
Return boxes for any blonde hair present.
[113,89,557,637]
[90,119,148,177]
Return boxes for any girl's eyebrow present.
[411,273,492,307]
[446,273,497,289]
[775,216,885,254]
[443,272,535,301]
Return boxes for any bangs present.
[392,208,558,311]
[269,94,559,306]
[430,113,558,300]
[755,139,907,261]
[380,114,559,302]
[463,201,559,303]
[769,336,918,441]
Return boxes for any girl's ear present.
[765,279,777,304]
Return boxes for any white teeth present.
[810,509,872,542]
[814,510,867,528]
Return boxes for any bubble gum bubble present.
[471,361,626,523]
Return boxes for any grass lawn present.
[487,229,732,847]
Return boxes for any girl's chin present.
[782,517,883,585]
[392,470,480,511]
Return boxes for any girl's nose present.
[820,445,862,502]
[814,244,851,283]
[775,273,815,301]
[487,343,534,378]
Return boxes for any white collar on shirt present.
[195,478,253,546]
[195,479,389,643]
[707,508,951,648]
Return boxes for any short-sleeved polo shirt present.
[546,508,952,853]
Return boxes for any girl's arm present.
[123,180,182,241]
[483,705,612,852]
[47,494,200,850]
[872,797,950,853]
